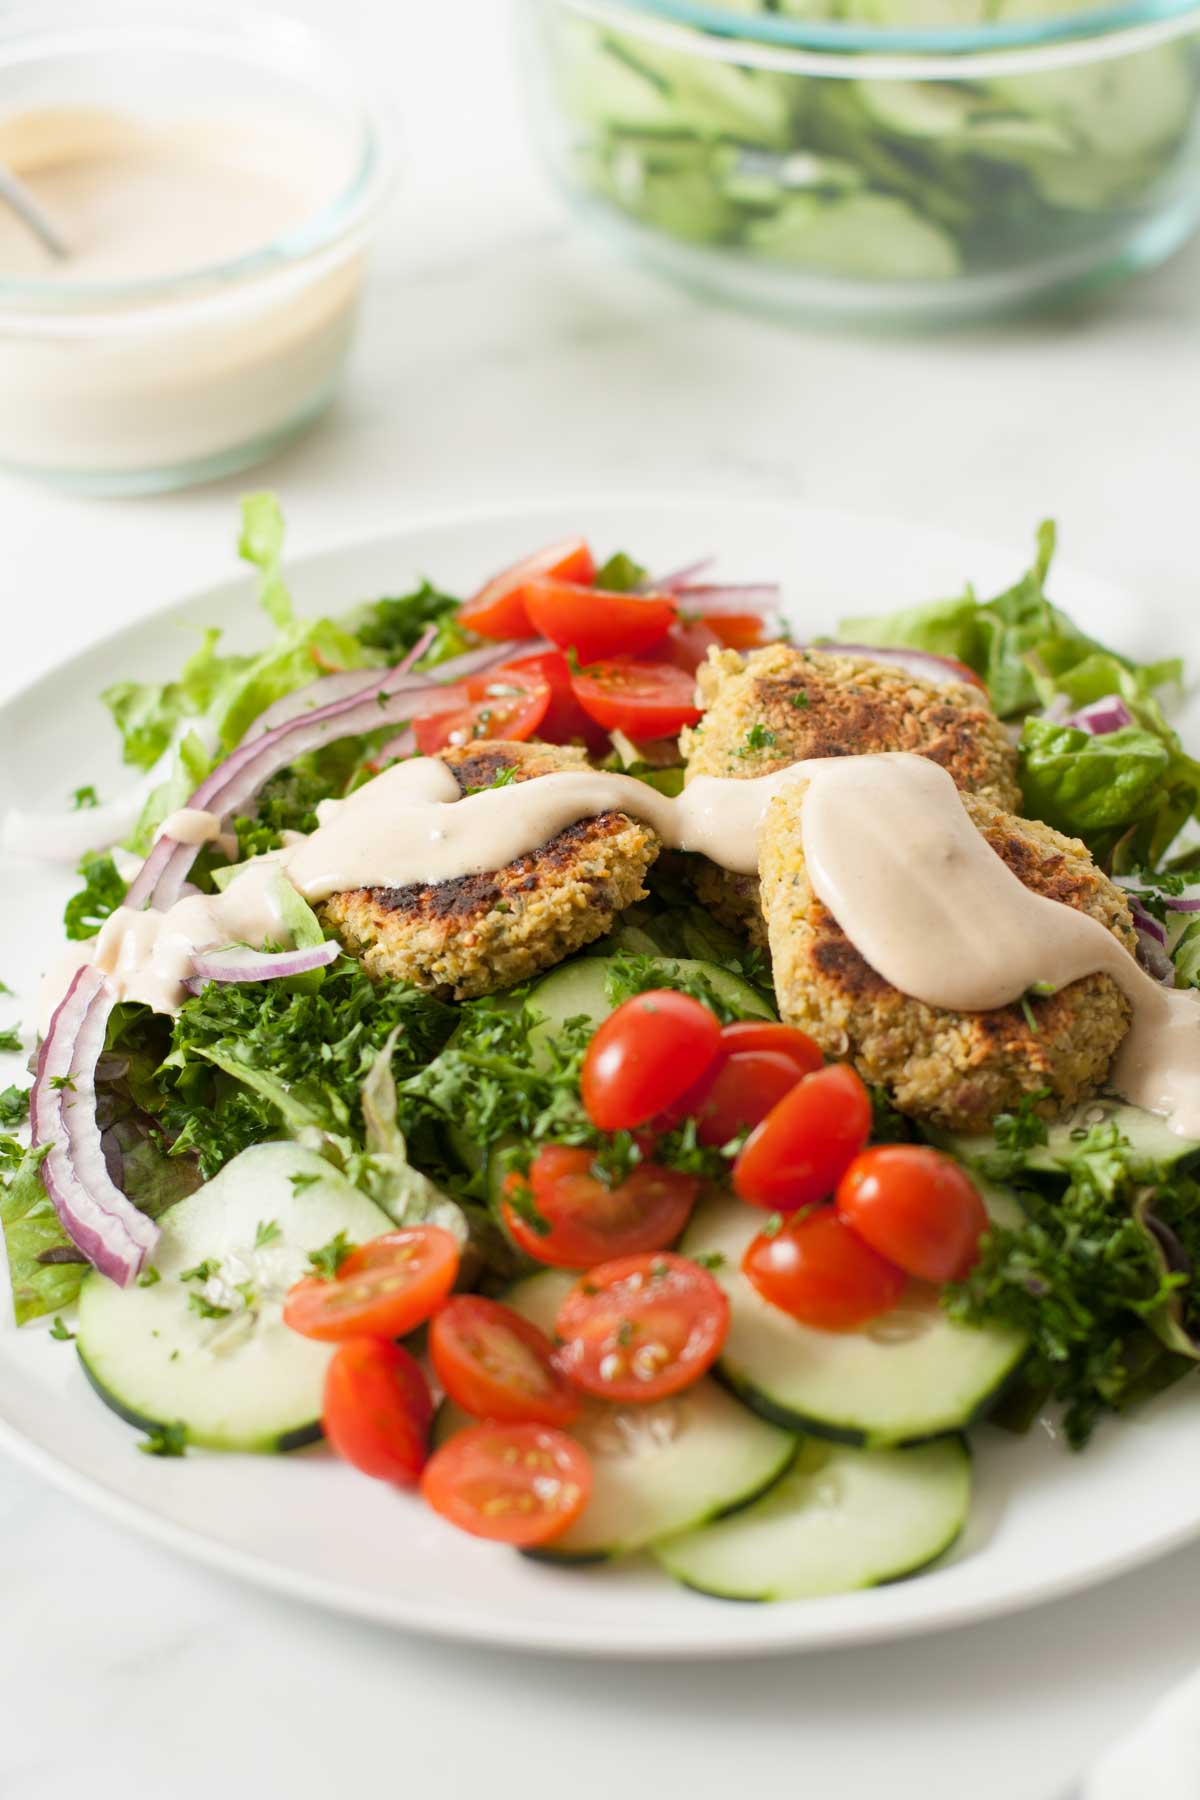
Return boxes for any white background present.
[3,1,1200,1793]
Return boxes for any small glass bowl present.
[517,0,1200,323]
[0,4,391,495]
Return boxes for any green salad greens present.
[947,1107,1200,1445]
[9,497,1200,1466]
[844,522,1199,869]
[537,2,1200,287]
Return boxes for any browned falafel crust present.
[759,786,1137,1133]
[318,741,660,1000]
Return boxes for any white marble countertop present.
[4,1,1200,1793]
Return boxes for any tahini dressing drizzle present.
[52,752,1200,1137]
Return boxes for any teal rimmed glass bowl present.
[517,0,1200,321]
[0,4,391,495]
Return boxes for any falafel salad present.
[5,498,1200,1600]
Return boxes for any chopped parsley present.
[307,1231,355,1280]
[137,1265,162,1289]
[48,1073,75,1093]
[288,1173,322,1195]
[790,690,810,709]
[188,1291,231,1321]
[180,1259,218,1284]
[944,1123,1200,1447]
[0,1027,21,1054]
[254,1218,282,1249]
[48,1316,75,1342]
[155,957,456,1179]
[71,785,99,811]
[691,1251,726,1271]
[466,765,518,796]
[64,850,128,941]
[737,723,777,758]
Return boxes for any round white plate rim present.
[1,492,1195,1661]
[5,1401,1200,1661]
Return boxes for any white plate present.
[1,496,1197,1660]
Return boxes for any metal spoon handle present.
[0,163,69,259]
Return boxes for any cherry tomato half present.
[524,579,676,663]
[836,1146,988,1284]
[502,1146,697,1268]
[429,1295,580,1428]
[323,1338,433,1484]
[283,1226,460,1343]
[421,1422,593,1547]
[655,1022,825,1142]
[687,1049,809,1147]
[717,1021,824,1074]
[743,1207,906,1332]
[503,649,608,752]
[705,613,770,651]
[554,1252,729,1403]
[581,990,723,1131]
[457,538,595,640]
[411,662,551,756]
[733,1062,872,1212]
[570,660,703,740]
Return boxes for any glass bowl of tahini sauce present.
[0,5,390,494]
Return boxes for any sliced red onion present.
[126,639,529,914]
[649,558,715,593]
[376,726,416,765]
[1128,896,1168,947]
[1127,898,1175,984]
[1164,895,1200,913]
[672,583,781,616]
[799,642,976,687]
[243,626,439,740]
[1136,931,1175,984]
[185,940,339,991]
[1064,695,1134,736]
[30,966,159,1285]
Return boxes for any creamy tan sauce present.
[0,108,341,282]
[44,857,291,1023]
[0,107,365,479]
[49,752,1200,1137]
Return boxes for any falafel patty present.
[759,784,1137,1132]
[318,741,660,1000]
[681,644,1022,947]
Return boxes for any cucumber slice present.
[941,1096,1200,1177]
[986,23,1196,160]
[745,193,961,281]
[655,1435,971,1600]
[76,1143,394,1453]
[854,79,1077,157]
[681,1196,1027,1446]
[435,1269,796,1560]
[522,953,775,1058]
[601,34,793,149]
[444,954,772,1179]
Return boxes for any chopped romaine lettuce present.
[0,1144,85,1325]
[841,522,1197,863]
